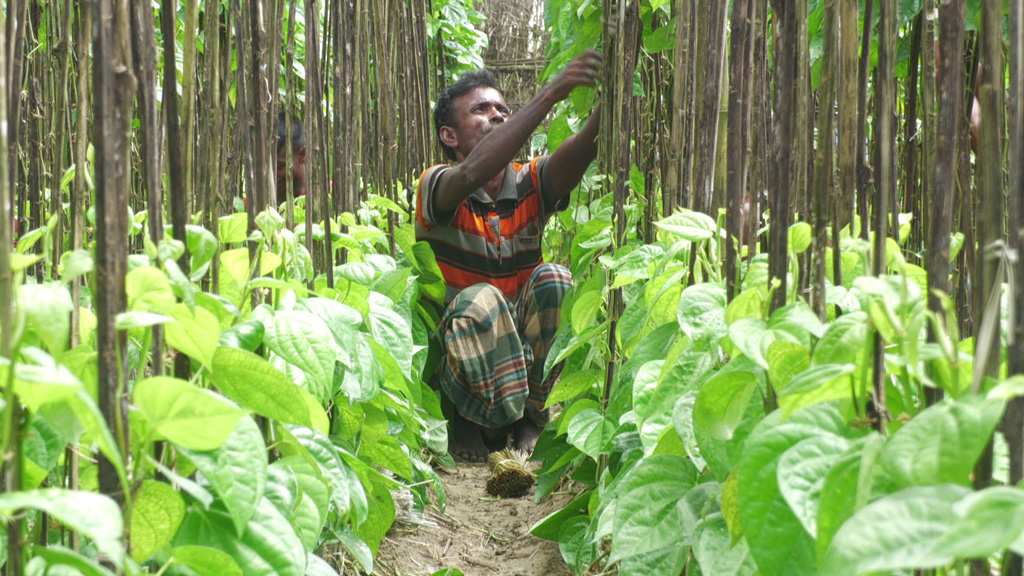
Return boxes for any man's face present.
[445,86,509,161]
[275,144,306,202]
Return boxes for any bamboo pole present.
[93,0,132,538]
[1005,0,1024,567]
[0,0,18,569]
[870,0,896,435]
[856,0,874,239]
[725,0,752,302]
[812,0,836,319]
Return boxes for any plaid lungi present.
[438,263,572,429]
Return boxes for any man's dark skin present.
[431,50,604,459]
[275,127,307,205]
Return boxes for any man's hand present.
[545,51,603,103]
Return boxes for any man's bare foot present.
[449,412,490,462]
[512,418,542,455]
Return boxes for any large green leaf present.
[738,407,845,576]
[778,363,857,419]
[567,408,615,459]
[125,266,175,315]
[175,498,305,576]
[879,395,1005,488]
[694,370,758,440]
[368,301,414,378]
[820,484,971,575]
[545,369,601,408]
[132,377,245,451]
[171,545,244,576]
[777,435,851,537]
[20,283,74,355]
[811,312,868,365]
[766,340,811,391]
[0,490,123,564]
[280,425,368,524]
[937,487,1024,558]
[558,516,596,574]
[815,438,882,561]
[677,283,727,345]
[264,465,323,553]
[209,346,315,427]
[692,513,757,576]
[130,480,185,562]
[263,310,337,403]
[178,416,267,536]
[728,318,775,369]
[28,546,115,576]
[353,480,395,556]
[608,454,699,566]
[655,210,717,241]
[165,303,220,368]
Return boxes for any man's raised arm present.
[434,51,604,213]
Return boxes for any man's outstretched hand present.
[545,50,603,103]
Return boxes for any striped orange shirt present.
[415,157,568,303]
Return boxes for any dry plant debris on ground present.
[362,460,576,576]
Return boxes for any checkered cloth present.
[438,263,572,429]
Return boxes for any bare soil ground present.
[370,461,575,576]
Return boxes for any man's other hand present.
[546,51,603,102]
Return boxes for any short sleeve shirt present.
[415,156,569,304]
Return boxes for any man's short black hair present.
[276,109,305,152]
[434,69,501,161]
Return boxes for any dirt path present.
[372,461,575,576]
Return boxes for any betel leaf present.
[125,265,174,315]
[19,283,74,355]
[530,489,592,541]
[608,454,699,566]
[879,395,1005,488]
[262,310,337,403]
[776,435,851,538]
[766,340,811,391]
[209,346,314,427]
[820,484,971,576]
[218,319,265,352]
[12,361,81,413]
[654,210,717,241]
[693,370,758,440]
[175,497,305,576]
[692,513,757,576]
[132,377,245,451]
[789,222,812,254]
[738,407,845,576]
[165,303,220,369]
[0,489,123,564]
[179,416,267,537]
[727,318,774,369]
[778,363,857,419]
[725,288,763,325]
[265,465,321,553]
[677,283,727,345]
[353,480,395,556]
[815,438,880,561]
[130,480,185,562]
[545,369,601,408]
[558,516,596,574]
[811,311,868,366]
[305,552,341,576]
[567,408,615,459]
[936,487,1024,559]
[368,301,414,378]
[171,545,243,576]
[27,546,115,576]
[280,425,368,525]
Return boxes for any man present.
[415,51,603,461]
[275,110,307,205]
